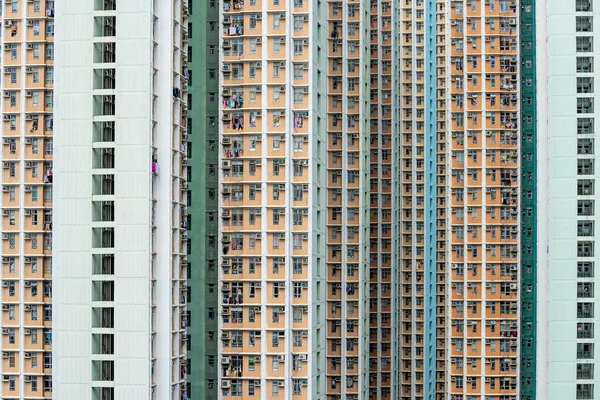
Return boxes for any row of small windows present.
[575,6,595,388]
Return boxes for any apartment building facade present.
[367,0,396,398]
[54,0,190,399]
[398,0,443,398]
[216,0,371,398]
[447,1,521,399]
[0,0,55,398]
[45,1,548,400]
[186,0,219,399]
[538,0,599,399]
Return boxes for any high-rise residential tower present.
[186,1,219,399]
[447,1,524,399]
[54,0,190,399]
[398,0,533,399]
[216,0,370,398]
[537,0,600,399]
[0,0,55,397]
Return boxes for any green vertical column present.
[187,0,219,398]
[519,1,536,399]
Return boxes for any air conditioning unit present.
[221,356,231,364]
[25,91,32,97]
[24,376,31,382]
[221,380,231,388]
[24,257,31,263]
[276,355,285,361]
[24,329,31,335]
[1,305,9,311]
[25,67,33,73]
[26,20,33,27]
[24,305,31,311]
[2,186,8,192]
[222,160,231,169]
[24,352,31,358]
[2,91,9,98]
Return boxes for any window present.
[577,0,592,12]
[293,234,302,250]
[577,37,594,52]
[45,67,54,84]
[293,380,302,395]
[294,64,303,79]
[294,16,303,31]
[43,376,52,392]
[294,39,303,55]
[294,88,303,104]
[46,20,54,36]
[577,16,593,32]
[45,91,53,108]
[293,282,302,298]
